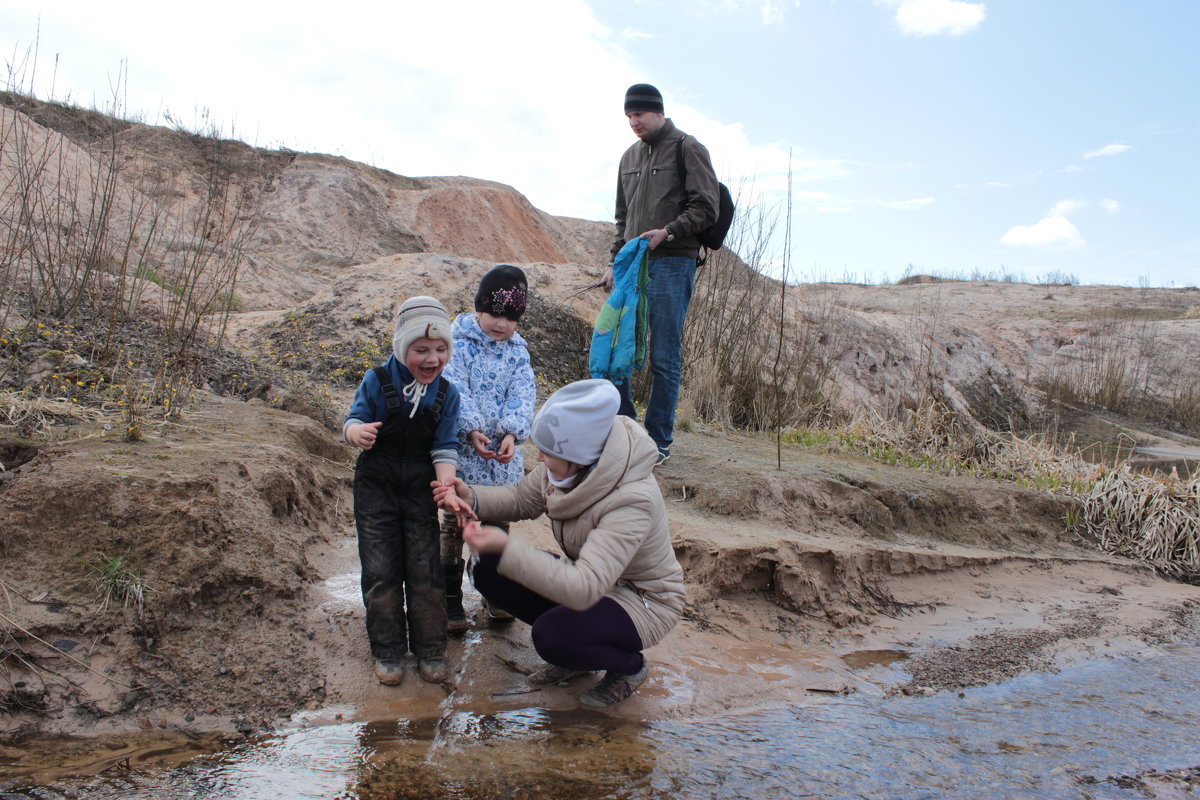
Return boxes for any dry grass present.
[1080,469,1200,582]
[0,389,104,434]
[80,552,152,617]
[1041,312,1200,436]
[828,399,1200,582]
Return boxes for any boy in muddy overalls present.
[344,297,463,686]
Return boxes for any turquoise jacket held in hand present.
[589,237,650,386]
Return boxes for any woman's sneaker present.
[482,597,515,624]
[528,663,591,686]
[578,661,649,707]
[374,658,405,686]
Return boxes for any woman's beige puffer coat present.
[471,416,685,648]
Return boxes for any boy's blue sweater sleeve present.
[344,369,383,437]
[431,382,462,465]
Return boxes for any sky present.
[2,0,1198,287]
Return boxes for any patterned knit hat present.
[474,265,528,321]
[392,296,453,362]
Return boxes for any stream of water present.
[3,644,1198,800]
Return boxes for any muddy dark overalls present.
[353,368,448,662]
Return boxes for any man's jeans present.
[616,255,696,455]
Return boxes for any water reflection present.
[4,646,1198,799]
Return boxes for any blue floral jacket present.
[443,313,536,485]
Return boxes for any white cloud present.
[618,27,655,40]
[1063,164,1084,173]
[759,0,787,24]
[870,197,937,209]
[796,191,853,212]
[1083,143,1132,159]
[1048,199,1087,217]
[771,192,933,212]
[1001,216,1085,250]
[882,0,986,37]
[695,0,793,24]
[5,0,851,225]
[1100,198,1121,215]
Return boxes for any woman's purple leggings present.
[471,553,644,675]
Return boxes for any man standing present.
[607,83,719,465]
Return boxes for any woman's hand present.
[462,520,509,554]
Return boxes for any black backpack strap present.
[374,365,403,411]
[675,134,713,267]
[429,377,448,417]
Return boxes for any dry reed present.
[836,399,1200,582]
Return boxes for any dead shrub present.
[677,195,841,431]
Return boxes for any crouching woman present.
[437,379,684,707]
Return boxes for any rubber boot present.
[445,560,468,634]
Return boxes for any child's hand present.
[495,434,517,464]
[463,520,509,554]
[431,477,467,504]
[346,421,383,450]
[432,478,477,526]
[468,430,496,460]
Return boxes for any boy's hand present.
[346,421,382,450]
[431,477,468,503]
[468,430,496,459]
[463,520,509,554]
[495,434,517,464]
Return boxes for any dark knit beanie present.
[474,265,528,321]
[624,84,664,114]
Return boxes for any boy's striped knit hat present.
[393,296,453,361]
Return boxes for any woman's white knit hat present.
[393,296,453,361]
[531,379,620,466]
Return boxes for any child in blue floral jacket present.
[441,265,536,630]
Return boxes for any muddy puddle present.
[3,643,1198,799]
[1130,446,1200,478]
